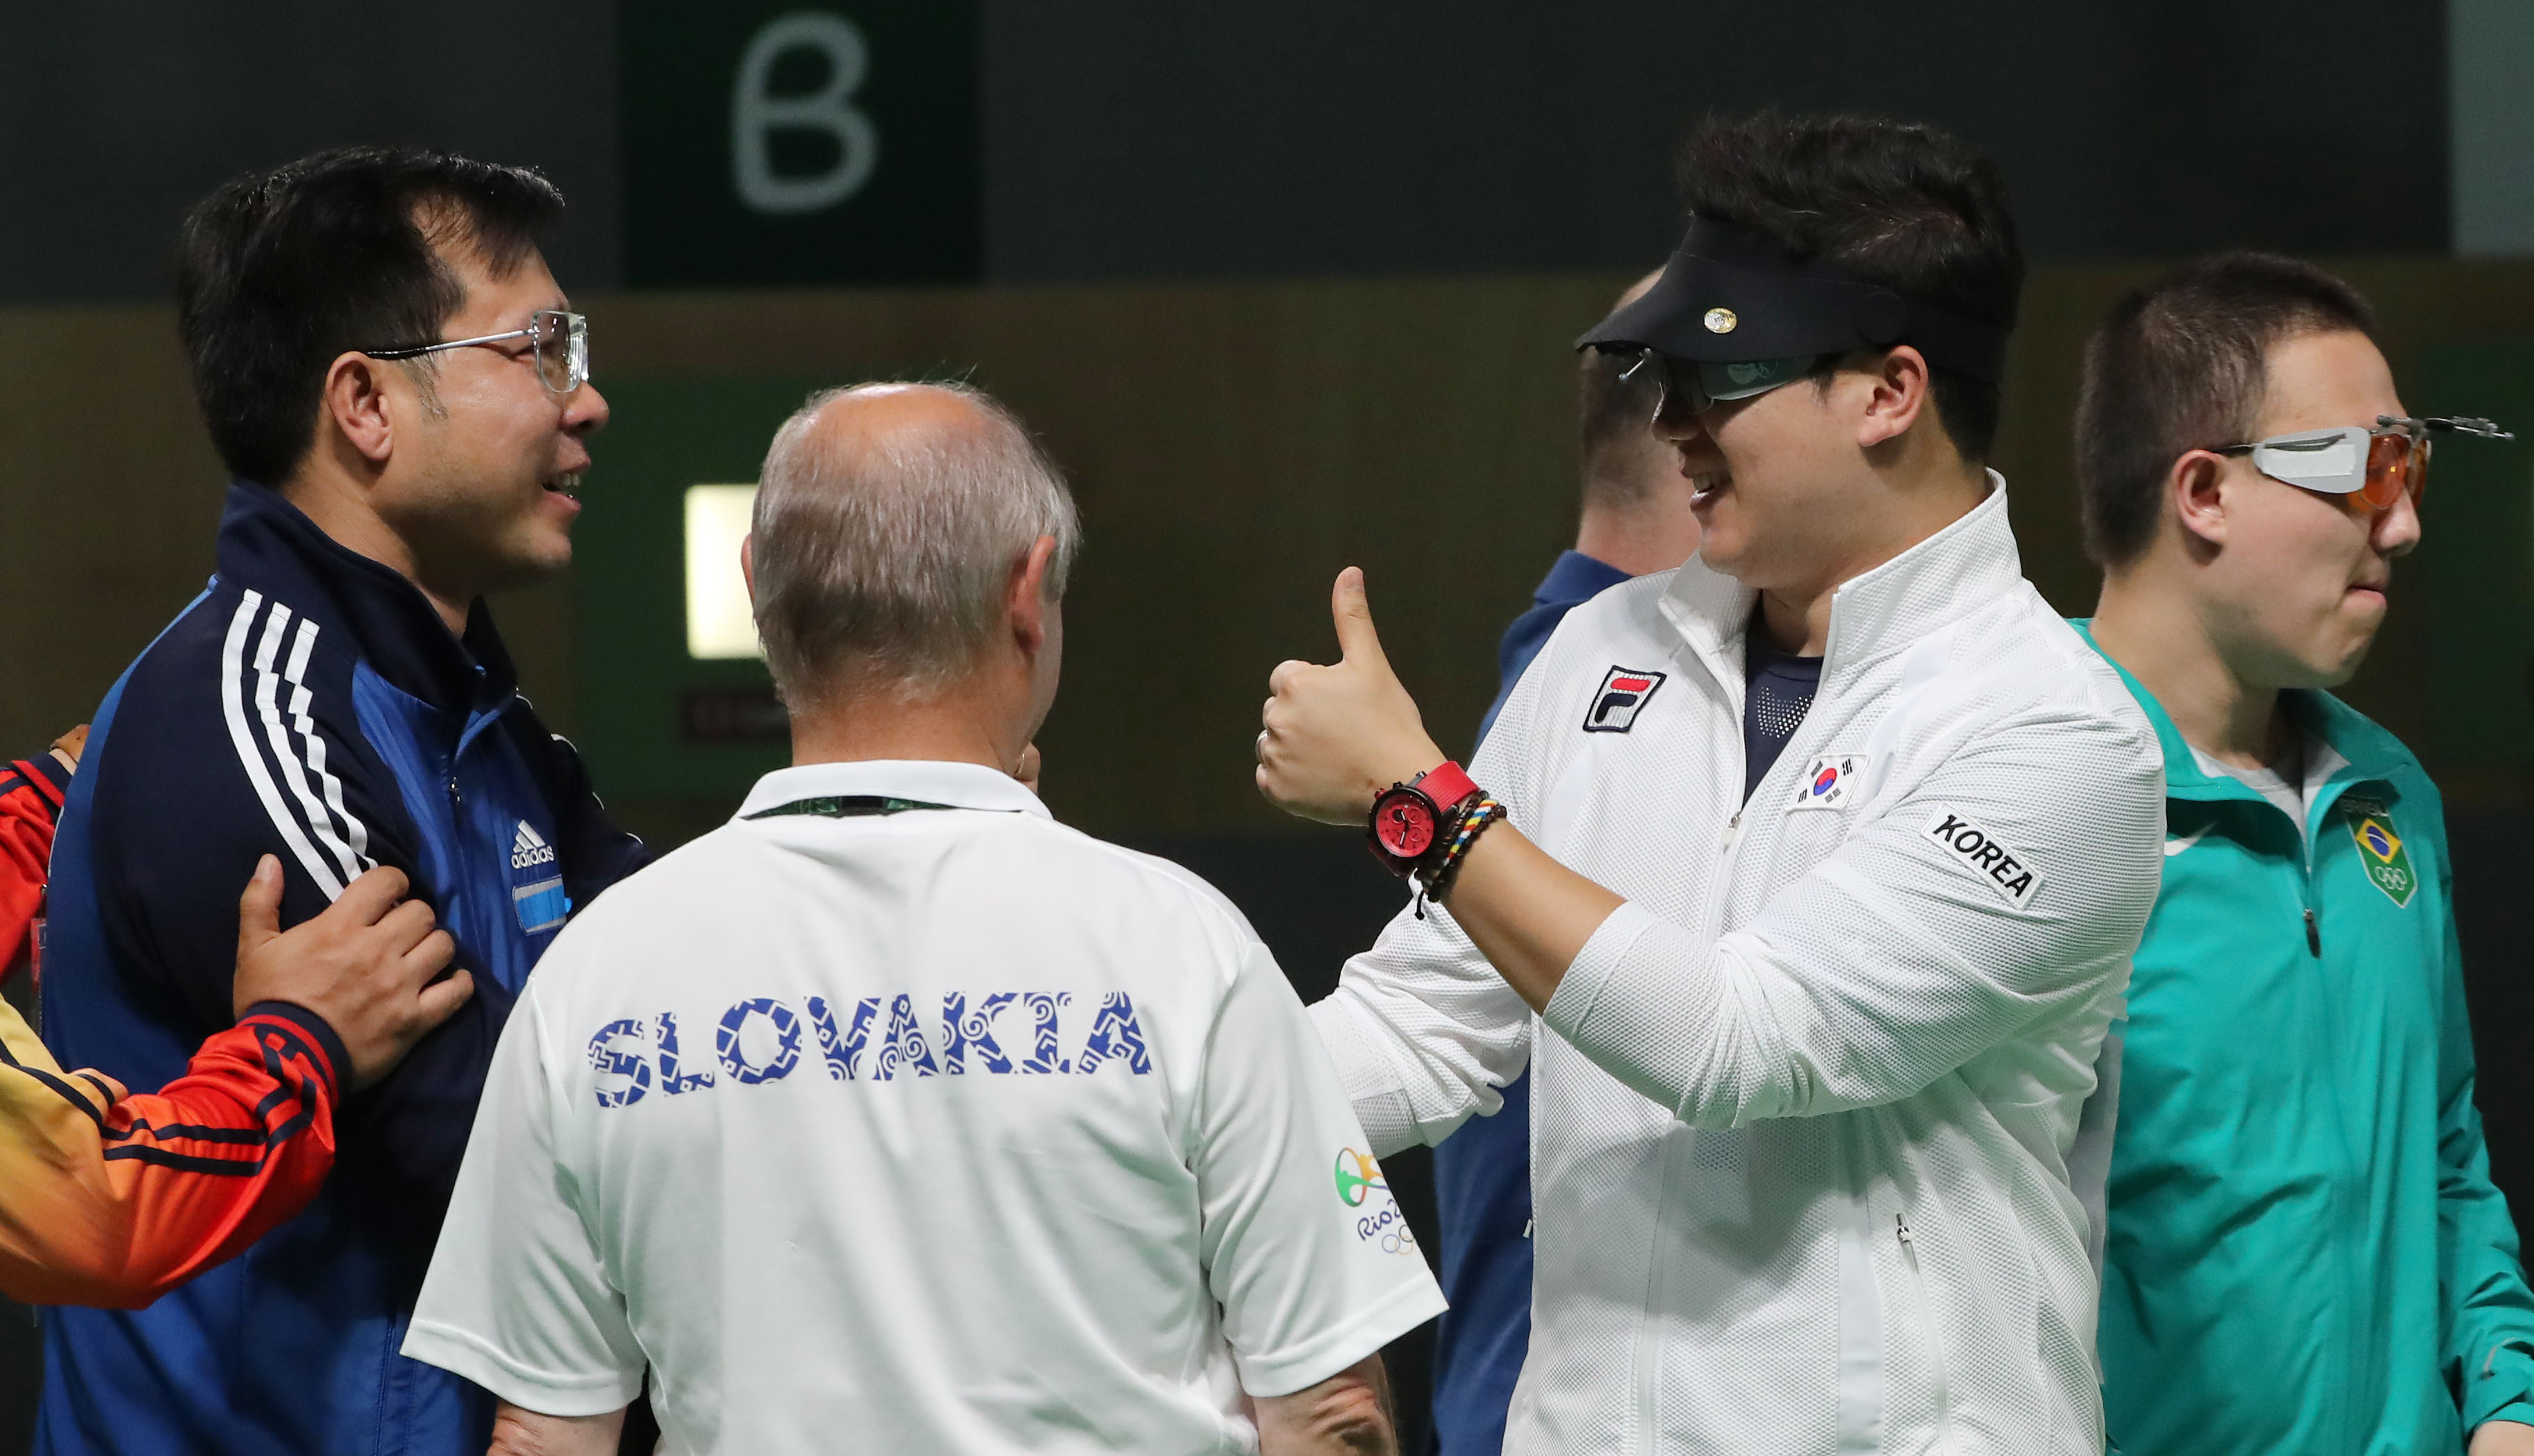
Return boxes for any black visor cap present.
[1578,217,2011,384]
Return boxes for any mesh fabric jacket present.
[1312,483,2164,1455]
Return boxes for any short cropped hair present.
[176,147,565,486]
[752,382,1082,708]
[1677,110,2023,461]
[2074,252,2376,568]
[1577,342,1662,507]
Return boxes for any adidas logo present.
[511,820,556,871]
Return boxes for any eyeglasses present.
[365,309,589,395]
[1618,349,1823,416]
[2210,414,2512,511]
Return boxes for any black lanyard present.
[743,795,966,821]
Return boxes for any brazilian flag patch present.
[2343,800,2417,907]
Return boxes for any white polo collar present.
[735,759,1052,822]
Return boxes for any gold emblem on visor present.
[1703,307,1739,333]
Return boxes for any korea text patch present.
[1924,806,2043,909]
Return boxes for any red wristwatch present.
[1367,761,1482,880]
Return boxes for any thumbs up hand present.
[1257,568,1447,825]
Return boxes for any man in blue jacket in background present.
[38,147,649,1456]
[1427,269,1698,1455]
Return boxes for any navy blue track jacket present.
[36,481,651,1456]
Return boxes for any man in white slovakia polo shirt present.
[402,381,1446,1455]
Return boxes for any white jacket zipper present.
[1897,1213,1955,1450]
[1637,726,1751,1453]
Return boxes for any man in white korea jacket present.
[1254,113,2166,1455]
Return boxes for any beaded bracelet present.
[1414,795,1505,917]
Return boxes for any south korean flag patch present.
[1789,754,1866,811]
[1584,666,1666,733]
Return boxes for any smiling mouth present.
[1689,470,1732,504]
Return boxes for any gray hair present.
[751,380,1080,707]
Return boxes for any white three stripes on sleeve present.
[282,611,372,869]
[221,590,378,901]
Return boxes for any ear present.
[740,534,757,605]
[1007,535,1060,657]
[320,351,401,467]
[1854,345,1933,450]
[2171,450,2230,549]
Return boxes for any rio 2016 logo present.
[1334,1148,1417,1255]
[1334,1148,1386,1206]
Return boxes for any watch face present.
[1374,791,1439,859]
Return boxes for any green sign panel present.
[622,1,980,287]
[574,376,831,800]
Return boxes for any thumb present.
[236,854,283,953]
[1330,567,1389,668]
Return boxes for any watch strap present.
[1411,761,1482,812]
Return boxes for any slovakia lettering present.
[1923,807,2044,909]
[586,992,1154,1108]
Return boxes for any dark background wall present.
[0,4,2525,1453]
[983,0,2453,281]
[0,1,2458,302]
[0,5,624,300]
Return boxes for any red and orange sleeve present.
[0,741,345,1308]
[0,752,68,975]
[0,999,343,1308]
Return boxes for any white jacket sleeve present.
[1307,631,1559,1157]
[1542,702,2163,1128]
[1311,902,1534,1158]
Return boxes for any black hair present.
[175,146,565,486]
[2074,251,2376,568]
[1676,110,2022,461]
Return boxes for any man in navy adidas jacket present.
[36,148,649,1456]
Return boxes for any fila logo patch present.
[1924,807,2043,909]
[1584,666,1667,733]
[1789,754,1868,811]
[512,820,557,871]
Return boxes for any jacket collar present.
[2067,618,2412,802]
[1534,549,1633,610]
[737,759,1052,821]
[213,481,517,714]
[1659,470,2021,680]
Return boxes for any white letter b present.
[732,12,879,215]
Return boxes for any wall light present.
[684,483,763,660]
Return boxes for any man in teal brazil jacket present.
[2076,251,2534,1454]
